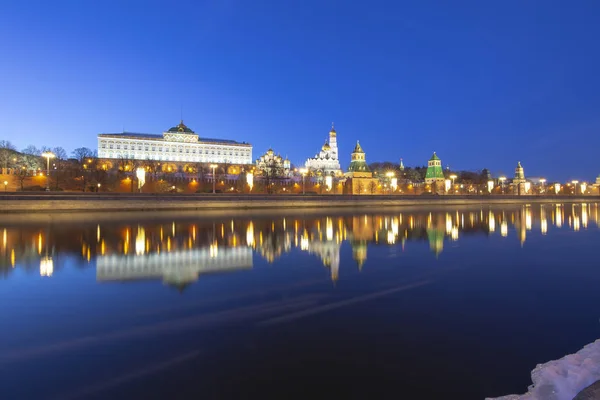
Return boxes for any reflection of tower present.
[426,228,444,256]
[426,213,446,256]
[514,206,527,246]
[351,240,367,271]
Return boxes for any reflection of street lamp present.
[41,151,55,191]
[299,168,308,195]
[572,180,579,195]
[499,176,506,194]
[210,164,218,193]
[3,180,7,192]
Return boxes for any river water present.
[1,203,599,399]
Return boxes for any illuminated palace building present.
[97,120,252,165]
[3,204,598,286]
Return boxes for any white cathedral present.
[304,124,343,176]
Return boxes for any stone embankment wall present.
[0,193,597,214]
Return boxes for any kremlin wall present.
[1,121,600,196]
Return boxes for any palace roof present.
[98,132,248,145]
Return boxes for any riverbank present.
[0,193,597,214]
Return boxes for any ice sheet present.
[488,339,600,400]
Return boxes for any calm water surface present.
[1,203,600,399]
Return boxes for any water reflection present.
[1,203,598,286]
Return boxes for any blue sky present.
[1,0,599,181]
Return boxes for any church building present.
[305,124,343,177]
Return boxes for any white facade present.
[305,124,342,176]
[97,121,252,164]
[96,246,253,283]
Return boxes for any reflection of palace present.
[1,203,599,286]
[97,247,253,289]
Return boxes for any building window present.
[116,144,121,149]
[152,146,155,151]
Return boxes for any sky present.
[0,0,599,181]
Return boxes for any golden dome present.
[322,141,331,151]
[329,122,336,137]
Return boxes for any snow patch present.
[488,339,600,400]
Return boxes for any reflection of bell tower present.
[351,240,367,271]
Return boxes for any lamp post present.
[539,178,546,195]
[97,183,101,192]
[299,168,308,195]
[3,180,7,192]
[449,174,457,194]
[210,164,218,194]
[386,171,396,194]
[41,152,55,191]
[499,176,506,194]
[572,180,579,195]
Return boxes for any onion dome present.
[329,122,336,137]
[322,140,331,151]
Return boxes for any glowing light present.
[97,225,101,243]
[488,211,495,232]
[135,226,146,255]
[136,168,146,189]
[37,233,42,255]
[445,179,451,192]
[446,213,453,235]
[390,177,397,191]
[554,183,561,194]
[387,230,396,244]
[556,205,563,228]
[487,180,494,193]
[325,175,333,190]
[10,249,15,267]
[524,182,531,194]
[246,222,255,247]
[582,204,588,228]
[2,228,6,249]
[580,182,587,194]
[246,172,254,191]
[209,241,218,258]
[451,226,459,241]
[40,256,53,277]
[525,208,532,230]
[501,221,508,237]
[326,217,333,241]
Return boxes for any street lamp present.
[572,180,579,195]
[3,180,7,192]
[386,171,396,193]
[97,183,101,192]
[210,164,218,193]
[41,152,55,191]
[299,168,308,195]
[499,176,506,194]
[539,178,546,194]
[449,174,457,194]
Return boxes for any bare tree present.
[0,140,17,170]
[22,145,41,156]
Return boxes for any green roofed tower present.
[425,152,444,180]
[347,141,370,173]
[425,152,446,193]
